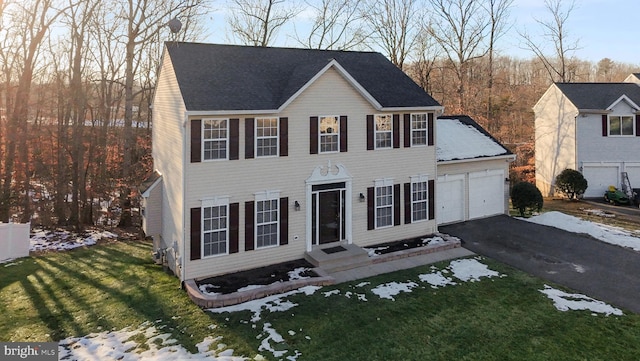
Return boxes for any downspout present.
[181,111,188,285]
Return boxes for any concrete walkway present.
[325,247,475,283]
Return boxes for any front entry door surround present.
[305,162,352,252]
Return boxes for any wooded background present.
[1,0,637,229]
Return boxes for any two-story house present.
[534,82,640,198]
[142,42,444,282]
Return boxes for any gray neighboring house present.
[534,81,640,198]
[436,115,515,225]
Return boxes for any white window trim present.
[201,196,230,258]
[202,118,229,161]
[374,178,394,229]
[255,117,279,158]
[411,113,428,147]
[319,115,340,153]
[374,114,393,150]
[255,190,281,249]
[410,175,429,223]
[608,114,635,137]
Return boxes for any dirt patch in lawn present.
[196,259,319,295]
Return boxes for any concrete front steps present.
[305,243,372,273]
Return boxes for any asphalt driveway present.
[440,215,640,314]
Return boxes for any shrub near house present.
[555,169,588,200]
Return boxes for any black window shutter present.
[404,183,411,224]
[428,113,434,146]
[404,114,411,148]
[230,118,239,160]
[428,179,435,220]
[229,203,239,253]
[245,201,255,251]
[367,115,374,150]
[393,184,401,226]
[190,207,201,260]
[602,114,608,137]
[279,197,289,245]
[280,117,289,156]
[367,187,375,230]
[245,118,255,159]
[191,119,202,163]
[310,116,319,154]
[636,115,640,136]
[340,115,348,152]
[393,114,400,148]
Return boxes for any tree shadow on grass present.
[25,245,204,353]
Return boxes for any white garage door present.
[437,175,465,224]
[582,164,619,198]
[469,170,505,220]
[624,164,640,190]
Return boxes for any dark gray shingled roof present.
[555,83,640,110]
[165,42,441,111]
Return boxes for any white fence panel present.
[0,223,30,261]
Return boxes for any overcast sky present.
[203,0,640,65]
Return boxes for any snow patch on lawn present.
[58,323,244,360]
[208,286,321,323]
[540,285,623,316]
[30,228,117,252]
[524,211,640,251]
[449,258,502,282]
[371,281,419,300]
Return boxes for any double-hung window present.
[256,197,279,248]
[320,116,339,153]
[375,179,394,228]
[256,117,279,157]
[375,115,392,149]
[609,115,634,136]
[202,203,228,256]
[411,176,428,222]
[203,118,228,160]
[411,113,428,146]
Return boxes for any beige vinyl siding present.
[438,158,512,221]
[534,84,578,196]
[152,49,187,274]
[184,67,438,280]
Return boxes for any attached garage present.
[581,162,640,198]
[437,174,465,224]
[469,169,506,219]
[436,116,515,225]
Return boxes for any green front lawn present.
[2,239,640,360]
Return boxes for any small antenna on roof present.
[167,18,182,45]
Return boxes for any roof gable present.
[437,115,512,162]
[555,83,640,111]
[164,42,440,112]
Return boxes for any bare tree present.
[227,0,300,47]
[409,27,440,94]
[484,0,513,131]
[362,0,421,70]
[0,0,69,222]
[519,0,580,83]
[427,0,490,112]
[116,0,205,191]
[295,0,367,50]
